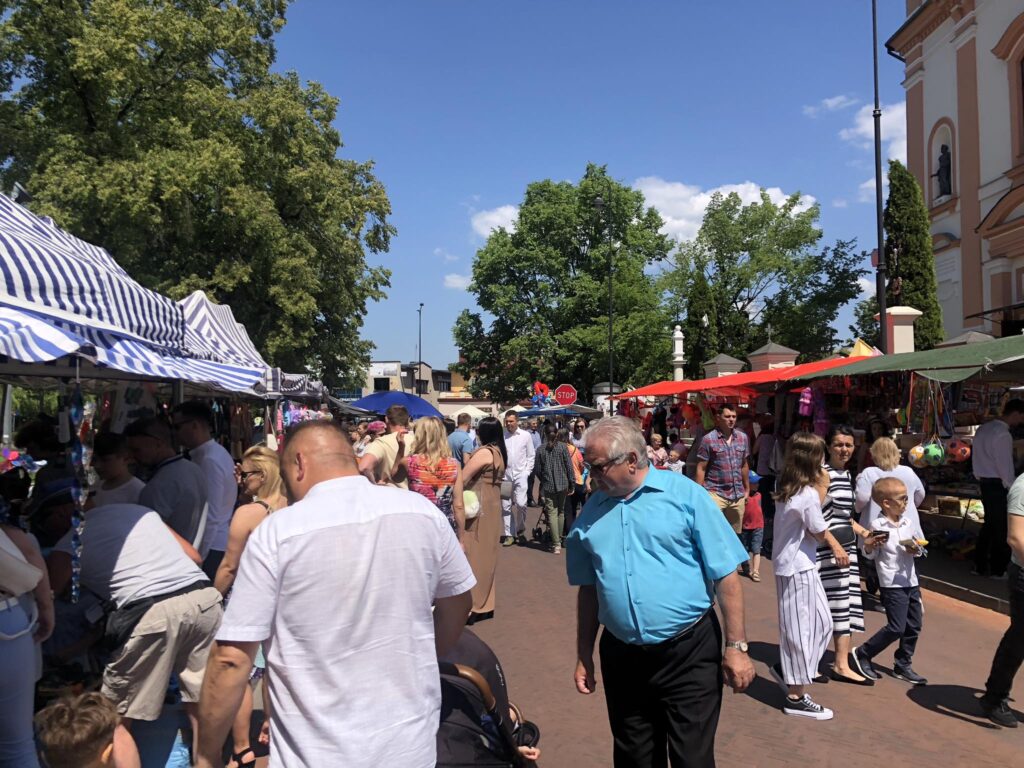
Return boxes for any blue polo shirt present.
[448,430,476,466]
[566,467,747,644]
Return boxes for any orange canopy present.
[614,356,868,399]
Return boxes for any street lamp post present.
[594,195,614,415]
[872,0,889,353]
[418,302,424,395]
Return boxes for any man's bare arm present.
[195,641,258,768]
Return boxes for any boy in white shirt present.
[853,477,928,686]
[90,432,145,508]
[664,448,685,474]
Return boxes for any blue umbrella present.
[349,391,443,420]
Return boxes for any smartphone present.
[870,530,890,542]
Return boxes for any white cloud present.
[840,102,907,165]
[433,247,459,263]
[633,177,817,241]
[470,205,519,238]
[857,176,889,203]
[856,276,875,299]
[444,273,472,290]
[803,94,858,117]
[832,198,849,209]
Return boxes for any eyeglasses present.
[584,454,628,475]
[239,470,263,480]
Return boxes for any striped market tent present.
[0,196,262,393]
[179,291,269,370]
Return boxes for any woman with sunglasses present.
[214,445,287,768]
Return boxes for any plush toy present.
[945,438,971,463]
[531,381,553,408]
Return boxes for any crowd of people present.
[2,398,1024,767]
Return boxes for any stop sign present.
[554,384,578,406]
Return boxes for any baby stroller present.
[437,662,540,767]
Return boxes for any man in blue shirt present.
[447,413,476,467]
[566,417,754,768]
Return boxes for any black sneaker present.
[980,697,1019,728]
[851,647,881,681]
[893,666,927,685]
[782,694,834,720]
[769,663,788,693]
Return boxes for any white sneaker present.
[783,694,834,720]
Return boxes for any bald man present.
[196,421,475,768]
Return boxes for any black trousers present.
[860,585,923,669]
[975,478,1010,576]
[599,612,723,768]
[984,562,1024,703]
[758,474,776,559]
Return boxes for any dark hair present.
[557,427,571,444]
[35,692,119,768]
[1004,399,1024,417]
[92,431,130,458]
[123,416,172,444]
[14,420,61,454]
[385,405,410,427]
[543,423,558,450]
[476,417,508,468]
[825,424,855,446]
[457,413,472,426]
[716,404,736,416]
[443,418,456,436]
[504,409,519,419]
[868,418,892,438]
[172,401,214,429]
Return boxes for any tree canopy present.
[453,164,672,404]
[661,191,866,375]
[0,0,393,387]
[883,159,943,350]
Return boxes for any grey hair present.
[584,416,649,468]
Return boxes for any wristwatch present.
[725,640,749,653]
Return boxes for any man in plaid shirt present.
[695,404,750,534]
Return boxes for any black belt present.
[119,579,212,614]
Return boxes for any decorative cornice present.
[887,0,974,56]
[930,196,959,218]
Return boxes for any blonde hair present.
[243,444,283,500]
[775,432,825,502]
[35,692,118,768]
[412,417,452,466]
[871,476,907,504]
[869,437,901,471]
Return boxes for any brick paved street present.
[470,508,1024,768]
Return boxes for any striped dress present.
[816,466,865,635]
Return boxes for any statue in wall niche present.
[935,144,952,197]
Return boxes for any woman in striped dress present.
[817,425,874,685]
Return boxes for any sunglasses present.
[584,454,628,475]
[239,470,263,480]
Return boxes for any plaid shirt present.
[697,428,749,501]
[533,442,575,494]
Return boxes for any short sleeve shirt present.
[565,468,747,644]
[447,431,476,466]
[697,429,749,501]
[364,433,409,489]
[772,486,828,577]
[137,456,207,543]
[216,476,475,767]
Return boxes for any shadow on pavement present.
[905,684,1019,729]
[747,640,780,669]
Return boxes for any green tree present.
[849,295,881,349]
[661,190,866,367]
[884,159,943,350]
[453,164,672,404]
[0,0,393,388]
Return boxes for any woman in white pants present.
[769,432,848,720]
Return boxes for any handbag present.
[463,490,481,520]
[0,529,42,598]
[830,522,857,549]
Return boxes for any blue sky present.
[273,0,909,371]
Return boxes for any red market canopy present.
[614,356,869,400]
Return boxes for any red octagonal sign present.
[554,384,578,406]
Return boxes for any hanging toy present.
[945,438,971,463]
[922,441,946,467]
[68,381,88,603]
[531,381,552,408]
[908,444,928,469]
[797,387,813,418]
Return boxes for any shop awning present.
[179,291,269,370]
[791,334,1024,383]
[615,356,868,399]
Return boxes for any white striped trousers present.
[776,569,833,686]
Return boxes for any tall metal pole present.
[418,302,424,394]
[872,0,889,353]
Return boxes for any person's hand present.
[722,648,755,693]
[518,745,541,761]
[815,467,830,491]
[575,656,597,694]
[258,717,271,746]
[33,601,55,644]
[832,546,850,568]
[904,543,919,555]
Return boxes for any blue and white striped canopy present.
[179,291,269,370]
[0,194,184,348]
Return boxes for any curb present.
[919,574,1010,616]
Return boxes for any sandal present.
[751,572,761,582]
[229,747,257,768]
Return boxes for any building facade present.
[889,0,1024,339]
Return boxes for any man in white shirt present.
[196,420,474,768]
[172,402,238,579]
[972,399,1024,578]
[501,411,535,546]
